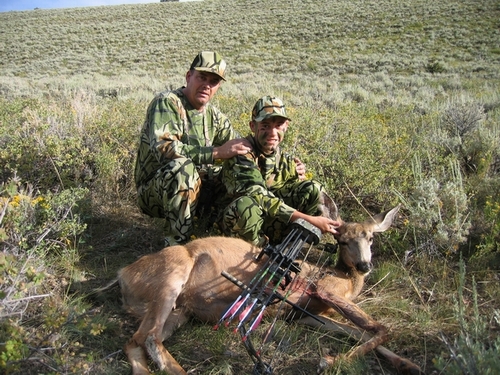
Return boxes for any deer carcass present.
[112,200,422,375]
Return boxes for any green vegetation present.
[1,0,499,374]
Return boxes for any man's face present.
[250,116,289,155]
[183,70,222,110]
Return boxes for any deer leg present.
[305,287,391,373]
[142,273,192,375]
[126,303,189,375]
[309,288,388,357]
[124,338,149,375]
[124,258,194,375]
[161,308,190,341]
[141,309,190,375]
[125,311,163,375]
[297,315,423,375]
[144,334,187,375]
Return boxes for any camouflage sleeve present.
[269,153,299,190]
[223,154,296,222]
[146,93,237,166]
[212,109,241,147]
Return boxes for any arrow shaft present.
[217,252,276,327]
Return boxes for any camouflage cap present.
[251,96,291,122]
[190,51,227,81]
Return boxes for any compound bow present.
[215,219,327,374]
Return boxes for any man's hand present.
[294,157,306,181]
[309,216,340,235]
[290,211,340,235]
[213,138,252,160]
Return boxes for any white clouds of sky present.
[0,0,191,13]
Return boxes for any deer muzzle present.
[356,262,373,274]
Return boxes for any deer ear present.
[369,204,401,233]
[319,192,340,221]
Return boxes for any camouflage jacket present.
[222,135,299,222]
[134,88,239,187]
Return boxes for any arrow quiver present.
[216,218,323,375]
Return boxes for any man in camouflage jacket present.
[221,96,339,245]
[134,51,251,246]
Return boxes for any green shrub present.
[0,178,88,372]
[396,156,471,255]
[0,319,27,373]
[473,193,500,260]
[433,259,500,374]
[426,59,448,74]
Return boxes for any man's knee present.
[289,180,321,208]
[297,179,322,195]
[222,196,262,236]
[224,196,256,220]
[136,158,201,216]
[161,158,199,184]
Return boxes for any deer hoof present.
[317,354,340,373]
[396,358,424,375]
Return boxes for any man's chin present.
[267,143,279,151]
[261,146,276,155]
[192,97,209,109]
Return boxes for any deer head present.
[319,192,400,275]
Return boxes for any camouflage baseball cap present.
[190,51,227,81]
[251,96,291,122]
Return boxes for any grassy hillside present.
[1,0,499,374]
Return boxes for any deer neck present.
[334,258,366,300]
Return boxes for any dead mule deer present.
[112,199,422,375]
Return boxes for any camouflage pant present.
[136,157,201,244]
[222,180,323,245]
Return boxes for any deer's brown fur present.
[114,197,422,375]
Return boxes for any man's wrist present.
[212,146,218,160]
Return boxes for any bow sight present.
[215,218,325,375]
